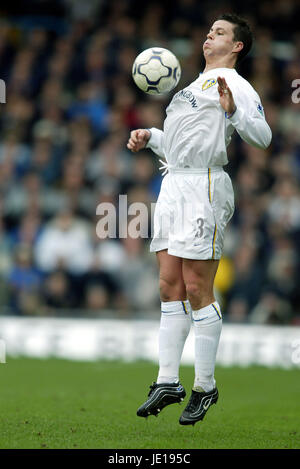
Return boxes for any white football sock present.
[157,300,191,384]
[192,301,222,392]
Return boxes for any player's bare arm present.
[127,129,151,152]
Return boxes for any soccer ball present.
[132,47,181,95]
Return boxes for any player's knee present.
[159,277,185,302]
[185,280,205,301]
[159,278,175,302]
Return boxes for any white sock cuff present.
[192,301,222,323]
[161,300,191,315]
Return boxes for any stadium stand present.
[0,0,299,325]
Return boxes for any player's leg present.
[137,250,191,417]
[156,249,191,384]
[179,258,222,425]
[183,258,219,310]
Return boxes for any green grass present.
[0,357,299,449]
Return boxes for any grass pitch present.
[0,357,299,449]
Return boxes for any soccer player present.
[127,13,272,426]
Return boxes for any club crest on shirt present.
[202,78,217,91]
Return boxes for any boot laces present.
[185,391,201,412]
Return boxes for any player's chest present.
[167,78,219,115]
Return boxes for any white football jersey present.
[146,67,272,169]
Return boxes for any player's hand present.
[217,77,236,115]
[127,129,151,152]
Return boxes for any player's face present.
[203,20,239,61]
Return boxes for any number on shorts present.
[195,217,204,238]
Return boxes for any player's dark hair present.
[217,13,253,63]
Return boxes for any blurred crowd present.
[0,0,299,324]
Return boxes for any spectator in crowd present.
[42,270,75,311]
[7,243,42,315]
[34,207,94,275]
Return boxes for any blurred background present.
[0,0,299,325]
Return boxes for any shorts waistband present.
[168,166,223,175]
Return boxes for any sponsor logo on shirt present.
[173,89,198,108]
[202,78,217,91]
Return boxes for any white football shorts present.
[150,167,234,260]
